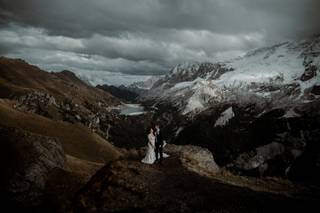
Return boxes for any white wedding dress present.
[141,133,156,164]
[141,133,170,164]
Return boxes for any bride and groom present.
[141,123,169,164]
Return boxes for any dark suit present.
[155,128,163,162]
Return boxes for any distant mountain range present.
[142,36,320,115]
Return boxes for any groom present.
[154,123,164,163]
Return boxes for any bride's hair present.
[147,126,154,134]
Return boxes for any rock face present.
[0,126,66,209]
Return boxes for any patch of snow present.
[175,127,184,137]
[183,79,224,114]
[215,43,305,88]
[297,73,320,97]
[184,97,204,114]
[170,81,195,91]
[282,108,300,118]
[256,110,266,118]
[125,112,145,116]
[214,107,235,127]
[171,62,200,74]
[130,75,163,90]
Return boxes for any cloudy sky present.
[0,0,319,85]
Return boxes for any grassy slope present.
[0,99,121,164]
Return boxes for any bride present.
[141,127,156,164]
[141,127,169,164]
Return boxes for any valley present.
[1,35,320,212]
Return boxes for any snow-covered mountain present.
[130,75,163,90]
[145,36,320,115]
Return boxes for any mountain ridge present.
[0,57,119,106]
[142,35,320,115]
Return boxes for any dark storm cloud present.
[1,0,319,38]
[0,0,319,83]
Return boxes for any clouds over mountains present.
[0,0,319,82]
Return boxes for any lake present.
[120,104,145,116]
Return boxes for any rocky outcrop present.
[9,88,128,145]
[0,99,122,164]
[0,126,66,209]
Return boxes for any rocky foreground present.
[74,145,320,213]
[2,123,319,213]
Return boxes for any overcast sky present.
[0,0,319,85]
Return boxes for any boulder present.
[166,144,220,176]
